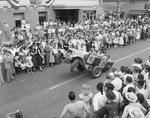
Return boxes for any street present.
[0,40,150,118]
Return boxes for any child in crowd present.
[20,60,26,74]
[14,52,21,74]
[26,53,33,74]
[79,84,93,118]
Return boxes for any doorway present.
[55,9,78,23]
[38,12,47,25]
[15,20,21,28]
[13,13,24,28]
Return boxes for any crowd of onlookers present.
[0,15,150,85]
[60,56,150,118]
[0,15,150,118]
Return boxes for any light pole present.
[117,0,120,19]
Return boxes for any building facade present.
[0,0,148,30]
[0,0,56,30]
[0,0,103,30]
[103,0,149,18]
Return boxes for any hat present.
[109,72,114,78]
[132,63,142,71]
[125,92,137,103]
[105,90,116,101]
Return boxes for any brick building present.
[103,0,149,18]
[0,0,103,30]
[0,0,149,30]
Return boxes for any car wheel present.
[92,66,102,79]
[77,63,85,71]
[70,60,79,73]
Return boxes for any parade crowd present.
[0,16,150,84]
[1,15,150,118]
[58,17,150,118]
[60,56,150,118]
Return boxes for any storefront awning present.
[128,10,146,15]
[112,11,124,15]
[52,0,98,9]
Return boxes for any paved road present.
[0,40,150,118]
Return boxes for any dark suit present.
[101,102,119,118]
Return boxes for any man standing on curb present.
[60,91,90,118]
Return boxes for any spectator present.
[122,92,147,118]
[122,76,135,95]
[137,93,150,112]
[26,52,33,73]
[60,91,90,118]
[136,79,149,100]
[36,43,43,71]
[101,90,120,118]
[3,51,14,82]
[6,110,23,118]
[92,82,107,118]
[79,84,93,118]
[111,71,123,91]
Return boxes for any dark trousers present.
[93,108,105,118]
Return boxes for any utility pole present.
[117,0,120,19]
[96,0,103,19]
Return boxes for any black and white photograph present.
[1,0,150,118]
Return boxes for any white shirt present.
[92,92,107,112]
[111,77,122,91]
[123,74,133,85]
[0,55,3,63]
[113,90,123,103]
[25,23,30,30]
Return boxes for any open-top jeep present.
[64,48,114,79]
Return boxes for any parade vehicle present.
[64,48,114,79]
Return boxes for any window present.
[38,12,47,25]
[13,13,25,28]
[83,10,96,20]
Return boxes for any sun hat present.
[125,92,137,103]
[105,90,116,101]
[132,63,142,71]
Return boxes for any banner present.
[7,0,20,9]
[46,0,54,7]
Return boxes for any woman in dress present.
[119,32,125,47]
[36,43,43,71]
[30,43,38,71]
[49,42,55,67]
[136,27,141,41]
[3,51,14,82]
[26,53,33,73]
